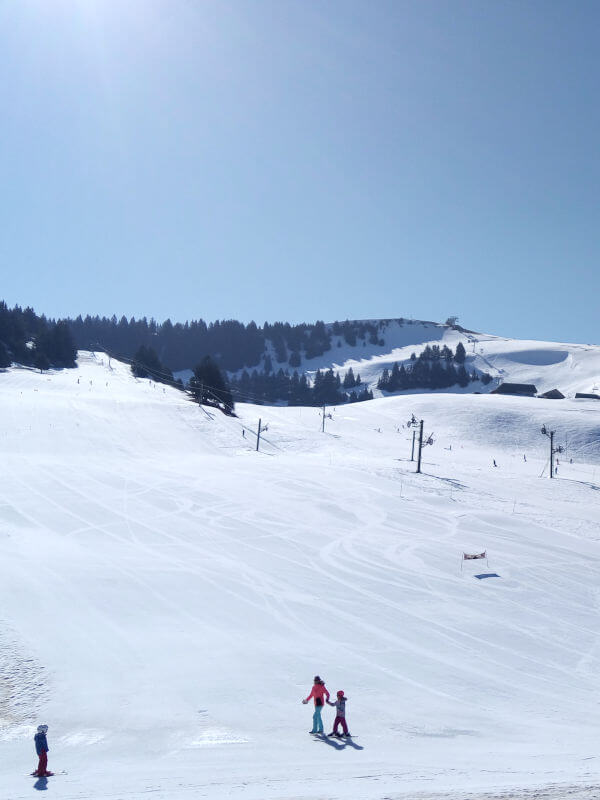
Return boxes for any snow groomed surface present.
[1,351,599,799]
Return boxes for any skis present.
[30,771,67,777]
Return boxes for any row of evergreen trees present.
[377,343,492,392]
[229,366,373,407]
[131,345,180,387]
[0,302,77,370]
[129,342,374,409]
[189,356,235,415]
[2,300,490,412]
[130,346,235,415]
[67,314,402,372]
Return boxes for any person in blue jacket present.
[33,724,52,777]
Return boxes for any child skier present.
[302,675,330,734]
[327,690,350,737]
[33,724,53,777]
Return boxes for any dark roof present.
[539,389,565,399]
[575,392,600,400]
[490,383,537,396]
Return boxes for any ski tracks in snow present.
[0,620,45,737]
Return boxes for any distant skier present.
[493,459,497,467]
[33,724,53,777]
[327,690,350,737]
[523,454,527,462]
[302,675,330,734]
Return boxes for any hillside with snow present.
[1,352,600,800]
[290,322,600,399]
[173,320,600,401]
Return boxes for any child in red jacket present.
[327,690,350,737]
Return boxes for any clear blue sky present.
[1,0,598,343]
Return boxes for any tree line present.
[67,314,406,372]
[1,300,490,415]
[228,365,372,407]
[0,302,77,371]
[377,342,492,392]
[130,345,235,416]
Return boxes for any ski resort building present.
[490,382,538,397]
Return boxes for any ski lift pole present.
[541,424,563,479]
[256,418,262,452]
[416,419,424,474]
[322,405,326,433]
[407,414,420,462]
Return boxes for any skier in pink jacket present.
[327,690,350,736]
[302,675,330,734]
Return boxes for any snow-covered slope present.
[464,333,600,397]
[198,320,600,400]
[1,352,600,800]
[322,325,600,398]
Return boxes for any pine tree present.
[389,362,401,390]
[343,367,356,389]
[34,350,50,372]
[131,345,174,385]
[454,342,466,364]
[189,356,235,415]
[0,340,11,368]
[49,321,77,367]
[441,345,453,362]
[457,365,469,387]
[377,368,390,390]
[398,364,408,390]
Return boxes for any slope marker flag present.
[461,551,489,571]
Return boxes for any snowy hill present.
[302,324,600,398]
[174,320,600,401]
[1,352,600,800]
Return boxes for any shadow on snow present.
[313,734,364,751]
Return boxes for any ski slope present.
[329,326,600,398]
[1,352,600,800]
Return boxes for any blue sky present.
[1,0,598,343]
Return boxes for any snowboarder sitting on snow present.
[327,690,350,737]
[33,724,52,777]
[302,675,330,734]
